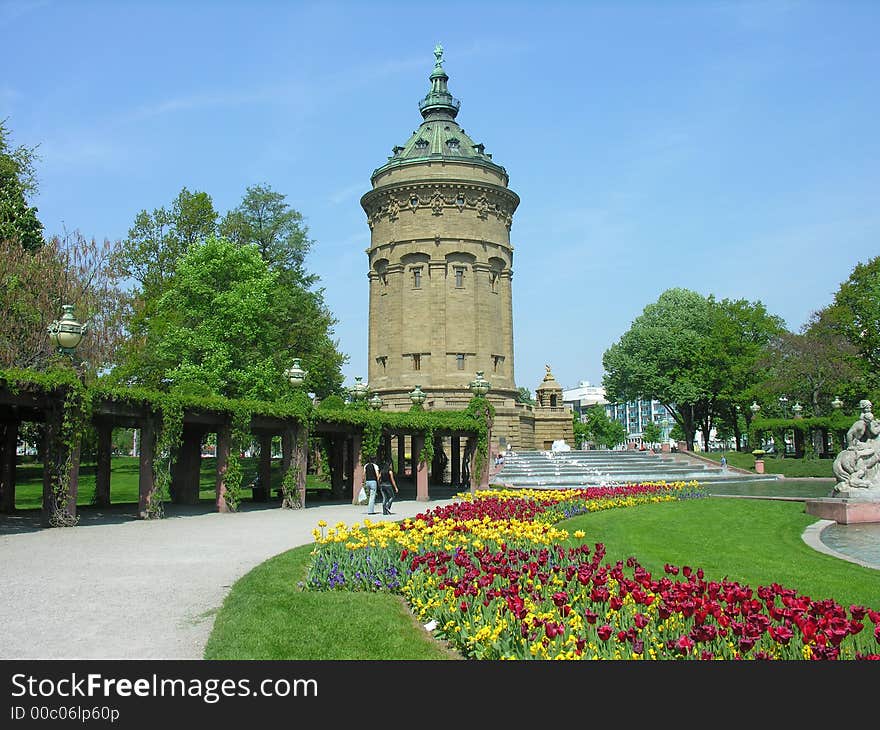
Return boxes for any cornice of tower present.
[361,180,519,232]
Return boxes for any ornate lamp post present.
[284,358,307,388]
[750,401,761,415]
[369,392,383,410]
[350,376,369,402]
[831,396,843,411]
[778,395,789,418]
[409,384,427,407]
[792,402,803,418]
[468,370,491,397]
[47,304,87,357]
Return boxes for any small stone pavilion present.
[532,365,575,450]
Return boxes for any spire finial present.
[420,43,459,120]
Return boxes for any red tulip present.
[675,635,694,655]
[597,624,613,641]
[769,625,794,644]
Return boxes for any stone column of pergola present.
[215,423,231,512]
[0,421,19,513]
[349,432,364,505]
[40,398,81,527]
[137,416,157,519]
[93,421,113,507]
[412,434,429,501]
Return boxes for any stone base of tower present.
[370,387,574,454]
[533,411,575,451]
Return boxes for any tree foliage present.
[516,386,535,405]
[823,254,880,382]
[132,237,292,399]
[603,288,712,450]
[641,421,662,447]
[110,185,346,398]
[0,232,127,372]
[219,184,312,279]
[581,404,626,449]
[602,288,783,451]
[759,310,864,417]
[0,119,43,251]
[112,187,218,296]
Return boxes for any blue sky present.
[3,0,878,394]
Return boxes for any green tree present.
[112,187,218,295]
[126,236,287,398]
[823,255,880,383]
[111,186,346,397]
[572,412,588,448]
[110,188,220,383]
[115,236,343,399]
[1,232,126,372]
[641,421,662,448]
[220,184,346,397]
[604,288,786,452]
[220,183,312,278]
[0,120,43,251]
[583,404,626,449]
[705,296,785,451]
[759,310,864,417]
[516,386,535,405]
[603,288,713,450]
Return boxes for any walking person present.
[363,456,380,515]
[379,459,398,515]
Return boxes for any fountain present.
[490,446,778,490]
[806,399,880,524]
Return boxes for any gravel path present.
[0,497,455,660]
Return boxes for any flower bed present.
[305,482,880,660]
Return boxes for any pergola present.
[0,376,489,528]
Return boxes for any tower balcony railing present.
[418,96,461,111]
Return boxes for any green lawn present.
[701,450,834,477]
[203,496,879,660]
[203,546,461,660]
[11,456,330,511]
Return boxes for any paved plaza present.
[1,481,876,661]
[0,496,456,660]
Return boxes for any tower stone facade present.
[361,47,568,451]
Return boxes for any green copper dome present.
[371,44,508,181]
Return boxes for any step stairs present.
[490,449,777,489]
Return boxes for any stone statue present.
[831,399,880,500]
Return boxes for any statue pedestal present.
[805,498,880,524]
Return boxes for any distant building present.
[562,381,675,447]
[604,399,675,447]
[561,381,608,421]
